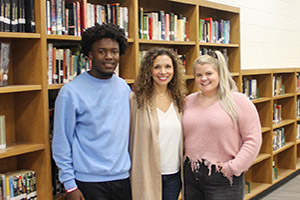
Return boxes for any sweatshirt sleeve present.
[52,91,77,190]
[223,93,262,177]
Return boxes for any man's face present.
[88,38,120,79]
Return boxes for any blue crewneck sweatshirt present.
[52,72,131,190]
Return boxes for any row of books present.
[46,0,128,37]
[0,0,35,33]
[139,8,189,42]
[273,104,282,124]
[0,42,10,87]
[297,122,300,140]
[273,75,285,96]
[297,98,300,118]
[297,73,300,93]
[273,128,285,151]
[242,78,259,100]
[0,115,5,150]
[199,18,230,44]
[47,43,90,85]
[0,170,37,200]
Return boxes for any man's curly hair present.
[81,23,128,56]
[132,47,187,112]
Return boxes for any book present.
[0,115,5,149]
[25,0,35,33]
[0,42,10,87]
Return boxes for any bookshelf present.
[242,68,300,200]
[0,0,242,199]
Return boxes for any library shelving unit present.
[242,68,299,200]
[0,0,53,199]
[0,0,241,199]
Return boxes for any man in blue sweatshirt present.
[52,23,131,200]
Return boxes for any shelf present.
[297,140,300,144]
[231,72,240,77]
[273,142,295,156]
[253,153,271,165]
[273,119,295,129]
[0,32,41,39]
[139,39,196,45]
[261,127,271,133]
[252,97,271,104]
[48,84,64,90]
[199,42,239,48]
[296,117,300,121]
[46,35,134,43]
[184,75,194,80]
[0,85,42,93]
[273,93,295,100]
[125,79,135,84]
[244,182,272,200]
[0,143,45,159]
[47,34,81,41]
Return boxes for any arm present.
[223,94,262,177]
[52,93,78,190]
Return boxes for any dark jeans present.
[162,171,182,200]
[184,158,244,200]
[76,178,132,200]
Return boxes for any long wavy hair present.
[132,47,187,112]
[193,50,238,122]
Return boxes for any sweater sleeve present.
[52,92,77,190]
[223,93,262,177]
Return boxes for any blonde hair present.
[193,50,238,122]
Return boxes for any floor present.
[258,171,300,200]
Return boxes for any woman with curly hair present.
[129,47,187,200]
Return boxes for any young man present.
[52,23,132,200]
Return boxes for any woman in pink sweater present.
[182,50,262,199]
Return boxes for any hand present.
[66,189,85,200]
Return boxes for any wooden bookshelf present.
[0,0,242,199]
[0,0,52,199]
[242,68,300,199]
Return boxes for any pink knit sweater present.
[183,92,262,180]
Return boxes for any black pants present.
[184,159,244,200]
[76,178,132,200]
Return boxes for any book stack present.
[273,103,282,124]
[47,43,89,85]
[0,42,10,87]
[273,128,285,151]
[297,121,300,140]
[242,78,258,100]
[0,115,5,150]
[138,8,189,42]
[46,0,128,37]
[199,18,230,44]
[0,170,37,200]
[0,0,35,33]
[272,75,284,96]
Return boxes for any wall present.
[207,0,300,69]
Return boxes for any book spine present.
[0,115,5,149]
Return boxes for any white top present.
[157,102,181,175]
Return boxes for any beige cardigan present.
[129,92,183,200]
